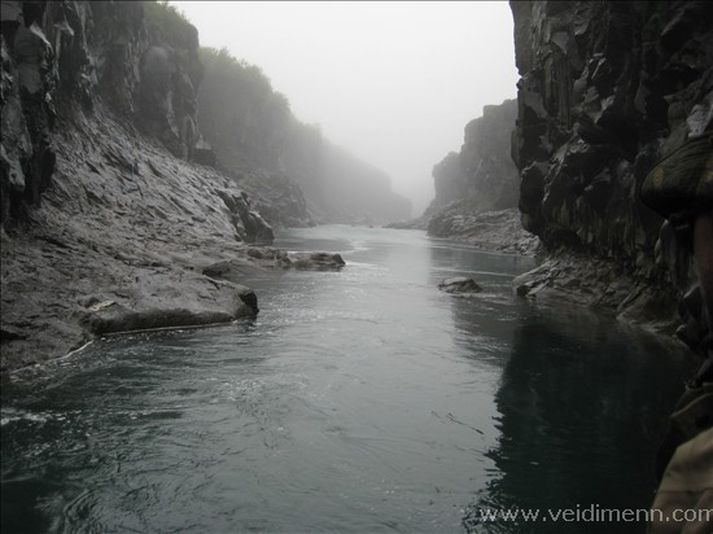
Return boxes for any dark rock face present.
[137,43,198,159]
[510,1,713,349]
[0,1,208,224]
[438,277,483,295]
[431,153,461,211]
[1,6,56,223]
[430,99,519,213]
[640,135,713,218]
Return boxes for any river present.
[0,226,693,533]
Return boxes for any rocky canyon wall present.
[510,1,712,352]
[0,1,353,372]
[1,1,208,222]
[422,99,537,254]
[197,46,411,225]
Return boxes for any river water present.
[1,226,693,533]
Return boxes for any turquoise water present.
[1,226,693,533]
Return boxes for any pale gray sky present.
[176,1,518,214]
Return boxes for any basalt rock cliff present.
[420,99,538,255]
[430,99,519,215]
[510,1,713,350]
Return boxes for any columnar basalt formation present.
[510,1,713,350]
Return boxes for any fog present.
[176,1,518,214]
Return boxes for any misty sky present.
[176,1,518,214]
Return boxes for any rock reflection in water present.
[464,304,692,533]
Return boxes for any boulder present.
[288,252,346,271]
[438,277,483,294]
[80,303,236,335]
[77,275,258,336]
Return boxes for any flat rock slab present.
[203,250,346,281]
[77,272,258,336]
[438,277,483,294]
[80,305,236,335]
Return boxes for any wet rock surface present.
[0,2,324,373]
[438,277,483,295]
[510,1,713,348]
[0,109,275,373]
[77,275,258,336]
[513,250,681,334]
[289,252,346,271]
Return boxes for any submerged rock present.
[289,252,346,271]
[438,277,483,294]
[202,250,346,285]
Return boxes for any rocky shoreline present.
[513,249,682,335]
[387,206,540,256]
[0,2,351,375]
[394,203,690,343]
[2,0,710,375]
[427,206,540,256]
[0,106,345,375]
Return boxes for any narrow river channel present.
[1,226,692,533]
